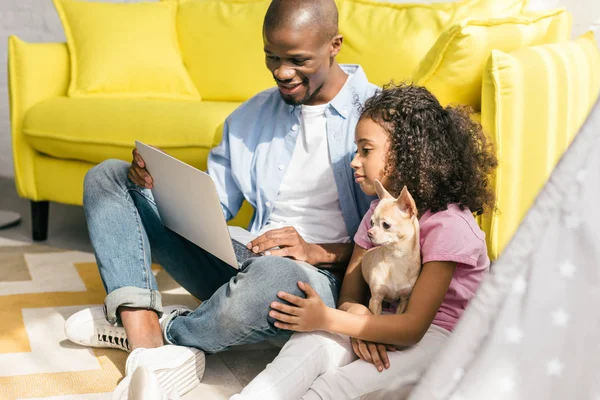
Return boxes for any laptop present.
[135,141,261,269]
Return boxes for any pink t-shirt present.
[354,200,490,332]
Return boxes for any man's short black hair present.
[263,0,339,44]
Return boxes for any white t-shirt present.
[258,101,350,244]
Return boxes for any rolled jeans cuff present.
[162,308,191,345]
[104,286,163,325]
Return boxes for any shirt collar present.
[287,64,371,118]
[329,64,369,119]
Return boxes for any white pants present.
[231,324,450,400]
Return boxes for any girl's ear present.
[375,180,393,200]
[397,186,418,218]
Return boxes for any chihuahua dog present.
[361,180,421,315]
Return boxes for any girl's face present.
[350,117,391,196]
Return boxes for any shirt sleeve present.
[420,212,484,268]
[353,202,376,250]
[207,118,245,221]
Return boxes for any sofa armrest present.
[8,36,70,200]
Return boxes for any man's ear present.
[330,34,343,58]
[397,186,418,218]
[375,180,393,200]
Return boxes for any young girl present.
[231,83,498,400]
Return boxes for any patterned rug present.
[0,237,201,400]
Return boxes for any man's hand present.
[345,304,396,372]
[269,282,328,332]
[128,148,154,189]
[247,227,315,264]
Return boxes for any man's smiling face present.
[263,27,340,106]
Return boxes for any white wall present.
[0,0,599,178]
[0,0,151,178]
[527,0,600,39]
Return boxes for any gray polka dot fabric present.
[410,98,600,400]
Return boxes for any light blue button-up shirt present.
[207,64,379,239]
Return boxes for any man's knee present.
[243,256,313,294]
[235,256,336,308]
[84,159,130,200]
[219,258,312,325]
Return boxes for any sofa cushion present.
[174,0,274,102]
[480,32,600,259]
[53,0,199,100]
[413,8,571,110]
[23,97,241,169]
[336,0,526,86]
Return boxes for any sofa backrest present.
[167,0,527,100]
[336,0,526,87]
[413,8,572,111]
[172,0,274,102]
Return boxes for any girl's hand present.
[351,338,397,372]
[344,303,396,372]
[269,281,328,332]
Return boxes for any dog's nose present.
[367,231,373,238]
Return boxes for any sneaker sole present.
[154,349,205,396]
[113,349,205,400]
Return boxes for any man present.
[66,0,378,396]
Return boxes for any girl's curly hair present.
[360,82,498,215]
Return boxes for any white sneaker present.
[126,366,179,400]
[65,305,189,352]
[112,345,205,400]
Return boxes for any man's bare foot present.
[120,307,165,350]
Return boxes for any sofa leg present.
[31,201,49,241]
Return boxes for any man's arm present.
[207,119,245,221]
[306,242,353,265]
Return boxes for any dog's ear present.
[397,186,418,218]
[374,180,393,200]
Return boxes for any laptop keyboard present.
[232,238,262,264]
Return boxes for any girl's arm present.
[326,261,455,345]
[271,260,456,347]
[337,244,370,314]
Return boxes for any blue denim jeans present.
[83,159,341,353]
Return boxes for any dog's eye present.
[370,219,375,227]
[382,222,391,230]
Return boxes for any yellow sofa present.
[8,0,599,260]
